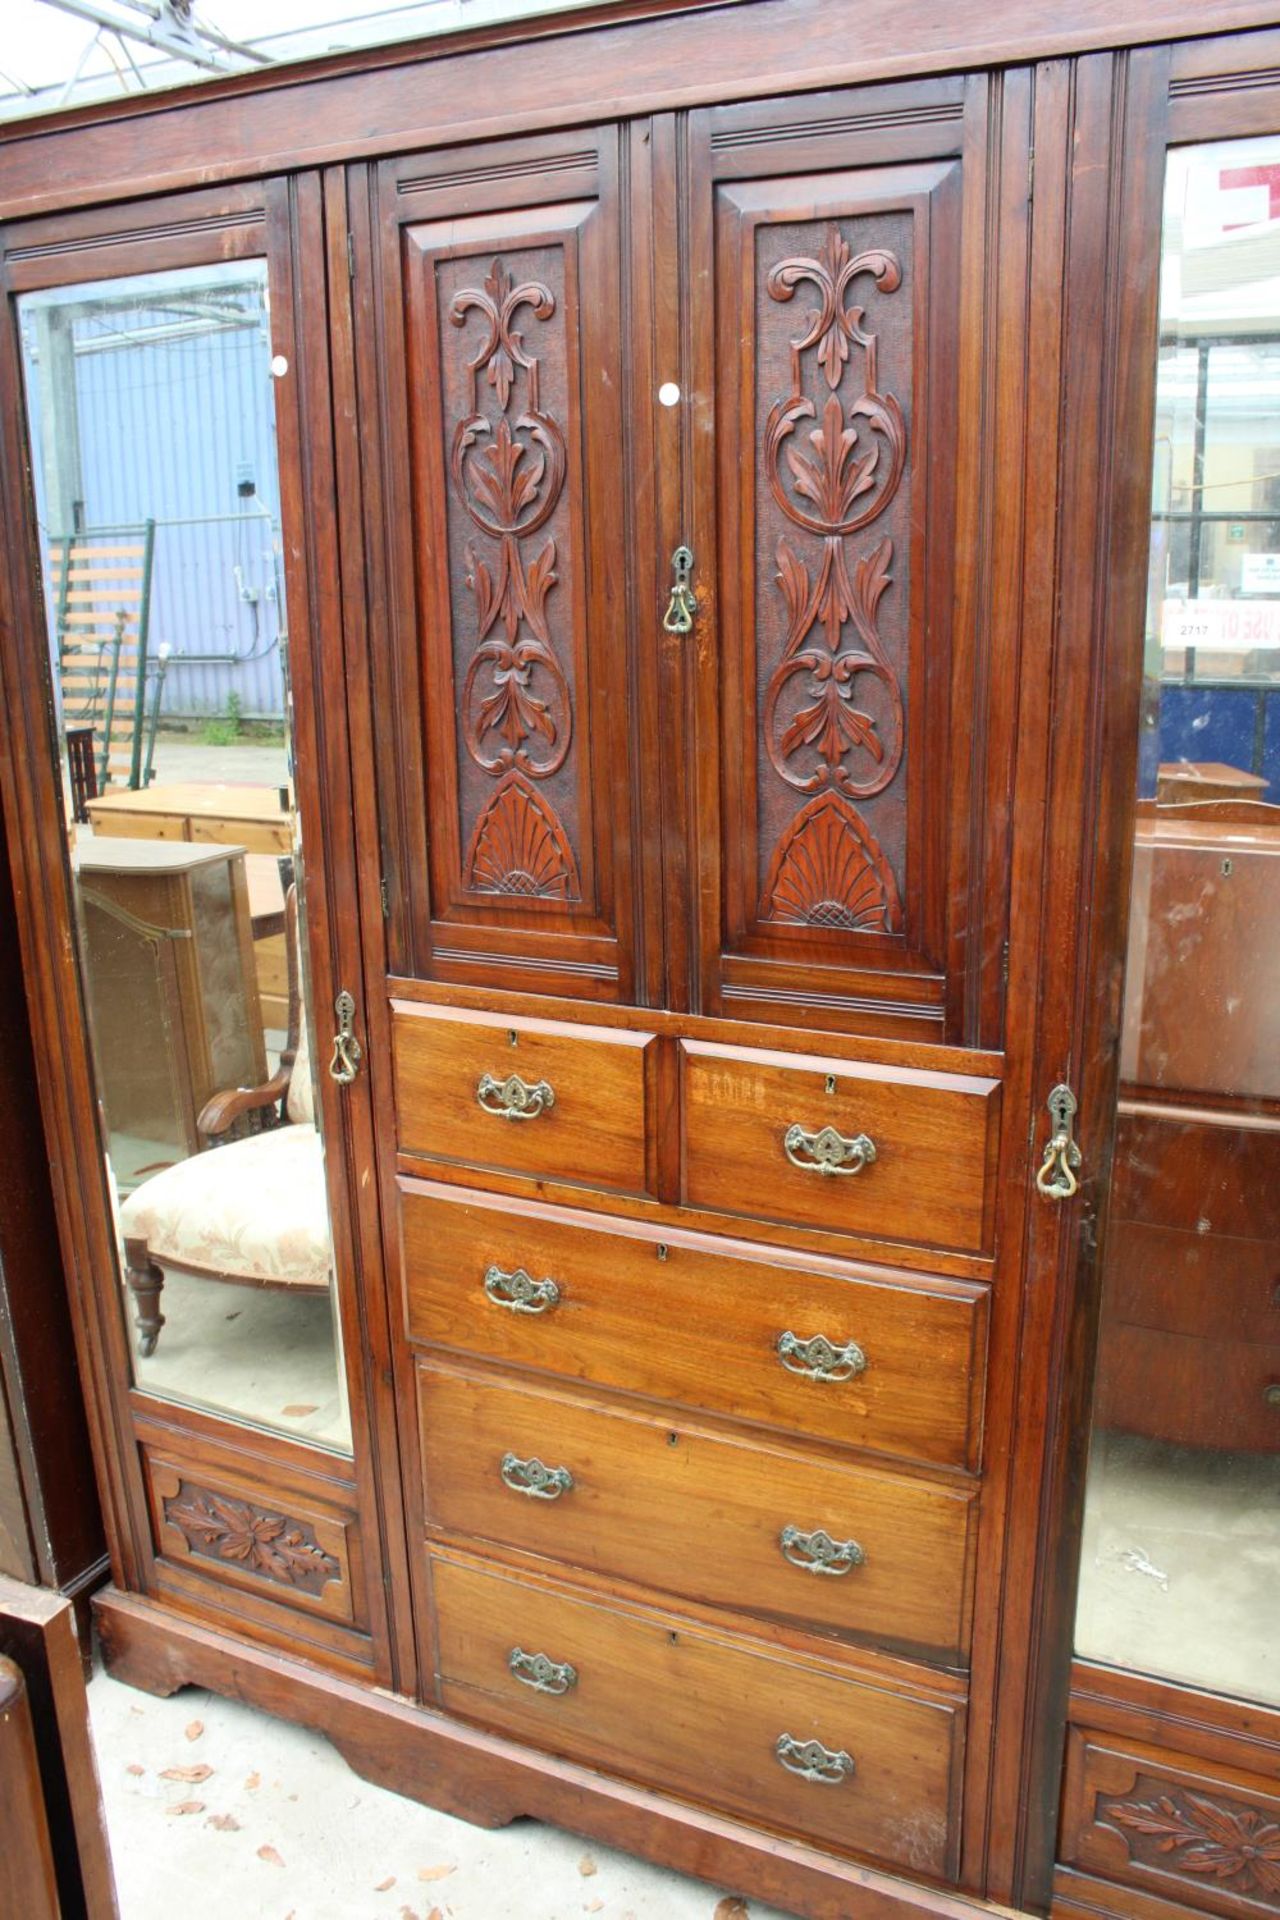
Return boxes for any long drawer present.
[680,1040,1001,1254]
[419,1364,975,1662]
[393,1002,658,1197]
[400,1181,988,1472]
[432,1550,963,1877]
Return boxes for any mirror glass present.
[1074,136,1280,1704]
[19,259,351,1453]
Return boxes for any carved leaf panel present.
[755,208,913,926]
[147,1460,356,1624]
[1101,1785,1280,1899]
[706,156,966,1036]
[401,192,635,978]
[1064,1730,1280,1920]
[165,1483,342,1595]
[436,234,586,905]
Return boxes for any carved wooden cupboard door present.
[682,81,1011,1045]
[360,129,660,1008]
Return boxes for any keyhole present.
[508,1029,519,1047]
[1221,857,1233,877]
[825,1074,837,1096]
[656,1243,669,1262]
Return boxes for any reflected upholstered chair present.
[118,889,332,1356]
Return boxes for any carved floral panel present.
[754,212,913,936]
[436,243,584,907]
[162,1477,344,1599]
[1098,1777,1280,1909]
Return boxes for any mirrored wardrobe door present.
[12,222,356,1456]
[1073,133,1280,1711]
[1,176,403,1689]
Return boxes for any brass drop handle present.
[508,1647,577,1695]
[476,1072,555,1120]
[328,989,361,1084]
[775,1733,855,1785]
[662,544,696,634]
[784,1123,876,1176]
[1035,1083,1082,1199]
[500,1452,573,1500]
[777,1331,867,1383]
[780,1526,865,1576]
[484,1265,561,1314]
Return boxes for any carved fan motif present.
[760,792,901,933]
[465,772,580,901]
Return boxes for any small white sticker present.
[270,354,289,378]
[658,381,680,407]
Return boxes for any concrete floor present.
[131,1270,351,1450]
[89,1664,787,1920]
[1074,1429,1280,1706]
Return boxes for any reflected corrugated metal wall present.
[73,304,287,720]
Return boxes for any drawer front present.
[401,1182,987,1471]
[681,1041,1000,1254]
[432,1551,962,1875]
[419,1366,974,1662]
[393,1003,656,1197]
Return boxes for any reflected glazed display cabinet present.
[0,6,1278,1919]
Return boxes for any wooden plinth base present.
[93,1586,1009,1920]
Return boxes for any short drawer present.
[680,1041,1000,1254]
[393,1003,657,1197]
[432,1551,963,1876]
[419,1365,974,1663]
[400,1181,987,1471]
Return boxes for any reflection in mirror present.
[19,261,351,1453]
[1074,138,1280,1705]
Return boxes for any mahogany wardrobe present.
[0,6,1276,1919]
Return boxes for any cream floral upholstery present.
[119,1122,330,1288]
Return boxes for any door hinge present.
[1027,146,1035,204]
[1002,939,1010,987]
[347,232,356,281]
[380,875,390,918]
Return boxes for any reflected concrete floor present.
[89,1665,788,1920]
[130,1269,350,1451]
[1074,1429,1280,1707]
